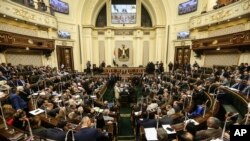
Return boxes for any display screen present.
[178,0,198,15]
[49,0,69,14]
[58,31,71,39]
[111,5,136,24]
[177,31,189,39]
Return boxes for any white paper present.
[162,124,176,134]
[229,88,239,92]
[29,108,44,115]
[144,128,158,141]
[184,119,199,125]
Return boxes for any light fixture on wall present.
[26,47,30,51]
[216,47,220,51]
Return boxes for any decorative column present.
[82,27,93,69]
[105,29,113,66]
[134,30,143,66]
[155,27,165,62]
[136,0,142,27]
[106,0,112,26]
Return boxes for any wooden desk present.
[103,67,145,74]
[211,84,249,117]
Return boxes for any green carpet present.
[103,86,115,103]
[119,106,132,136]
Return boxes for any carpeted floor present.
[103,83,143,140]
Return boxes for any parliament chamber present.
[0,0,250,141]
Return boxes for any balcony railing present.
[189,0,250,29]
[11,0,54,15]
[0,0,57,29]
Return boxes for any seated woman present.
[189,105,204,118]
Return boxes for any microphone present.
[27,118,34,140]
[221,112,239,140]
[203,100,209,118]
[227,113,239,119]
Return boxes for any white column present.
[105,29,113,66]
[106,0,111,26]
[92,37,99,65]
[134,30,143,66]
[136,0,142,27]
[155,28,165,62]
[82,28,93,69]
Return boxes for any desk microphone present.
[221,112,239,140]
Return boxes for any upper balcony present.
[189,0,250,29]
[0,0,57,29]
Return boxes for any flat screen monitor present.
[178,0,198,15]
[177,31,190,39]
[58,31,71,39]
[50,0,69,14]
[111,4,136,24]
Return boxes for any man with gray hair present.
[195,117,222,140]
[74,116,103,141]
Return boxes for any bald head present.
[207,117,221,129]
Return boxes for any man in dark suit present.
[195,117,222,141]
[74,116,102,141]
[0,71,8,81]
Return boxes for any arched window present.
[95,4,107,27]
[141,4,152,27]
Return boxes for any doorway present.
[56,46,74,71]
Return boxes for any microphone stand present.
[247,88,250,99]
[212,87,220,113]
[45,107,48,119]
[189,90,193,107]
[27,119,34,140]
[203,100,209,118]
[183,112,189,131]
[140,96,143,112]
[0,100,8,130]
[245,103,250,125]
[221,113,239,140]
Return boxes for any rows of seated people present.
[0,63,121,141]
[125,63,250,141]
[0,62,250,141]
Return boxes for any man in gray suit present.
[195,117,222,141]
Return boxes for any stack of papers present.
[162,124,176,134]
[144,128,158,141]
[29,108,44,116]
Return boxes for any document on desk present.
[29,108,44,116]
[144,127,158,141]
[184,119,199,125]
[162,124,176,134]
